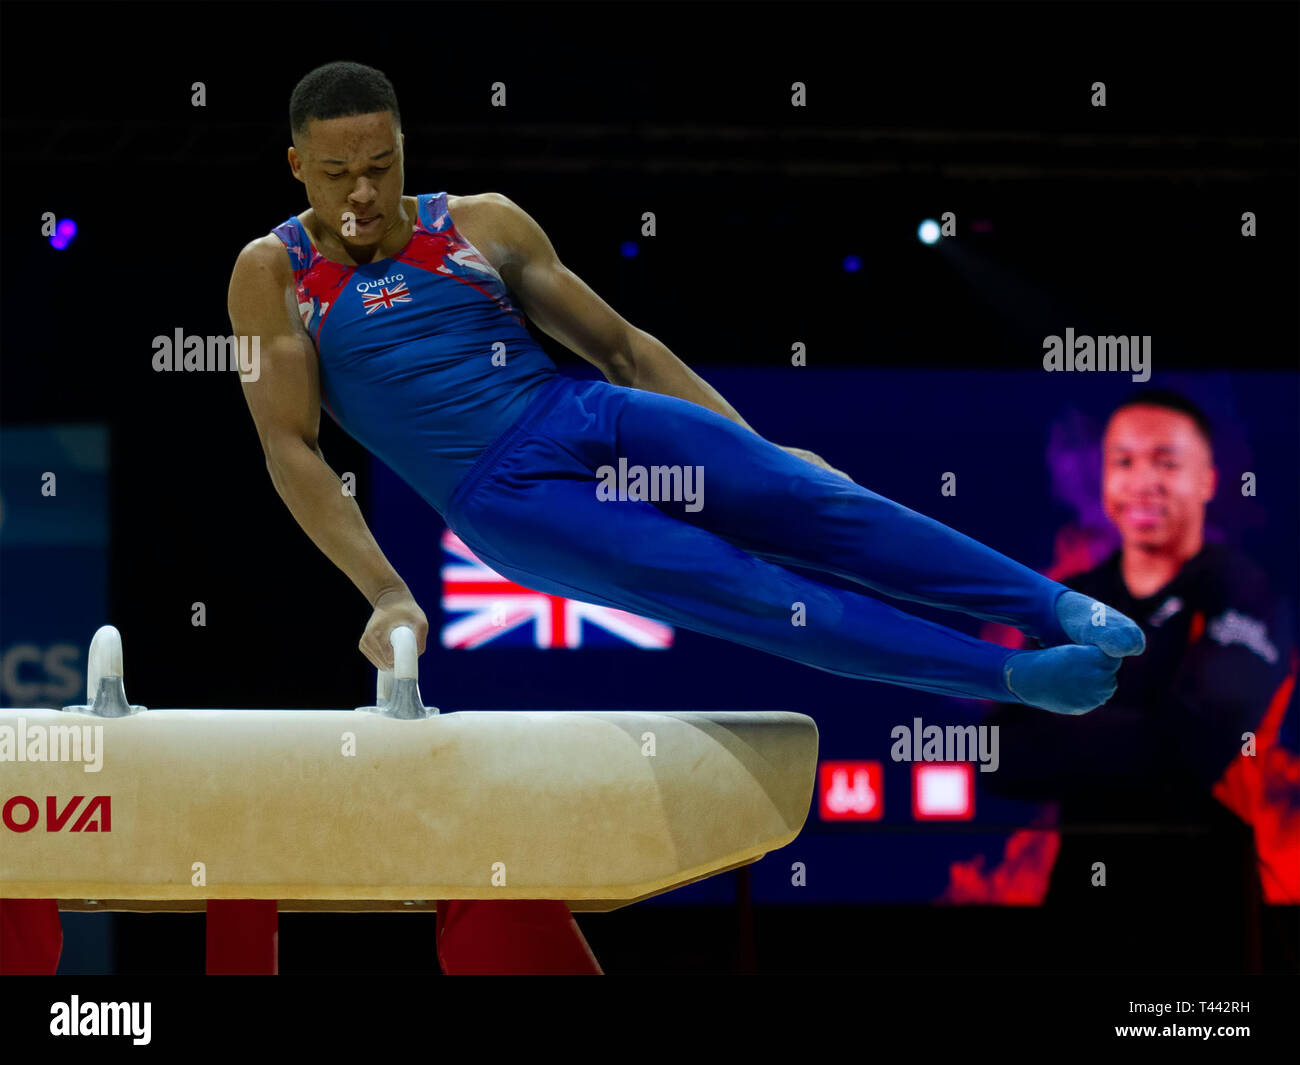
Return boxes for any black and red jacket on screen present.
[983,543,1297,961]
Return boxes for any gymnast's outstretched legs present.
[610,384,1143,658]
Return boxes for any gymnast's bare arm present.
[458,192,851,481]
[227,235,428,670]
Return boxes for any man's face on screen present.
[1102,406,1216,551]
[288,111,406,251]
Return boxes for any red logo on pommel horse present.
[1,795,111,832]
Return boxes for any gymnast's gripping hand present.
[360,587,429,671]
[1003,644,1121,715]
[778,445,855,483]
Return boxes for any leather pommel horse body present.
[0,627,818,973]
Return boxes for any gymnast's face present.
[1101,406,1216,552]
[288,110,406,254]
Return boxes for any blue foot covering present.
[1055,589,1146,657]
[1004,644,1122,715]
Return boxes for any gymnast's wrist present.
[368,581,414,609]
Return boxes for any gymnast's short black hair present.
[1112,388,1214,451]
[290,61,401,139]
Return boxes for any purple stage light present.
[49,218,78,250]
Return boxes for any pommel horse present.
[0,625,817,974]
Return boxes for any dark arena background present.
[1,0,1297,1048]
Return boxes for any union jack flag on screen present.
[440,529,674,649]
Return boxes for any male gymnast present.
[228,61,1147,720]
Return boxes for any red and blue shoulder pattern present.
[270,191,528,355]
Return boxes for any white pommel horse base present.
[0,625,818,974]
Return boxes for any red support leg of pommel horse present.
[205,901,279,975]
[435,900,602,975]
[0,899,63,974]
